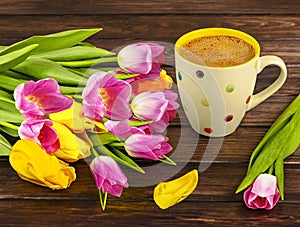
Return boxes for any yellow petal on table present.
[9,139,76,190]
[153,169,198,209]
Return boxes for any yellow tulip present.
[49,100,93,132]
[133,69,173,95]
[51,121,92,162]
[9,139,76,190]
[153,169,198,209]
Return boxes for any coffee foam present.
[179,35,255,67]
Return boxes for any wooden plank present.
[0,15,299,42]
[1,160,300,201]
[0,199,300,226]
[0,0,299,15]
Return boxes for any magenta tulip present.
[244,174,280,210]
[118,43,164,79]
[124,134,172,160]
[18,118,60,153]
[82,72,132,121]
[14,78,73,118]
[90,156,128,197]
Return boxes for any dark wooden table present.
[1,0,300,225]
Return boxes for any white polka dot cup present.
[175,28,287,137]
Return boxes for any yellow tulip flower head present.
[9,139,76,190]
[51,121,92,162]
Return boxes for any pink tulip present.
[82,72,132,121]
[18,118,60,153]
[104,120,145,138]
[149,90,179,132]
[132,90,179,133]
[131,91,168,122]
[90,156,128,197]
[244,174,280,210]
[14,78,73,119]
[118,43,164,79]
[124,134,172,160]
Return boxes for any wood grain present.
[0,15,299,42]
[0,0,299,15]
[2,159,300,201]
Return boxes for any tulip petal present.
[154,169,198,209]
[252,174,277,197]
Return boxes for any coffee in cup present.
[179,35,255,67]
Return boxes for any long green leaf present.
[247,94,300,172]
[60,86,85,95]
[0,134,11,156]
[0,100,19,113]
[275,153,284,200]
[14,58,87,86]
[0,44,38,73]
[2,69,33,80]
[0,75,26,91]
[0,110,24,123]
[0,90,14,104]
[56,56,117,68]
[0,28,102,55]
[0,124,19,137]
[33,46,115,61]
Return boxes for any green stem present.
[91,147,99,158]
[0,121,19,130]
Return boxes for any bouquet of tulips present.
[0,28,179,210]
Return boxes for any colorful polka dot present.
[226,84,235,93]
[246,95,251,104]
[224,114,234,122]
[200,98,209,107]
[204,127,213,134]
[196,70,204,79]
[178,71,182,80]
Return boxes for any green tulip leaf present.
[14,58,87,86]
[0,134,11,156]
[33,46,115,61]
[0,44,38,73]
[0,28,102,55]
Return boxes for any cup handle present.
[247,55,287,111]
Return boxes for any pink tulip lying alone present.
[244,174,280,210]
